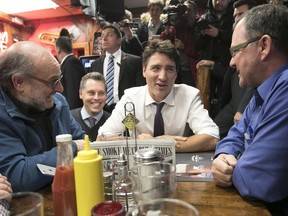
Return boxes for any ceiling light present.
[0,0,58,14]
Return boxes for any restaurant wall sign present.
[0,31,8,52]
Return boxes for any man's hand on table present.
[211,154,237,187]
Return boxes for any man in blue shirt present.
[211,4,288,213]
[0,41,85,192]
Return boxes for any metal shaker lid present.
[103,171,114,182]
[117,153,127,166]
[133,147,163,163]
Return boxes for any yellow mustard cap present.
[77,135,99,160]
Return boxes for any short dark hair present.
[102,24,122,39]
[79,72,107,93]
[142,39,180,72]
[233,0,256,9]
[59,28,70,37]
[244,4,288,56]
[55,36,72,53]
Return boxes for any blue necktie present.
[106,55,114,106]
[154,102,165,137]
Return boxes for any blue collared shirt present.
[215,64,288,203]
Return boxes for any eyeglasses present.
[230,36,261,57]
[29,74,63,90]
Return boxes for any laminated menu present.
[176,152,214,182]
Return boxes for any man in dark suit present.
[71,72,110,141]
[91,24,145,112]
[55,36,86,109]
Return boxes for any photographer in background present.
[119,9,144,56]
[195,0,234,118]
[169,0,200,81]
[160,0,198,86]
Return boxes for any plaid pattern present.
[0,199,9,216]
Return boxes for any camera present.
[196,13,218,30]
[119,21,130,28]
[163,0,187,26]
[196,19,210,30]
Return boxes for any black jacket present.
[90,52,146,100]
[61,55,86,109]
[195,0,234,67]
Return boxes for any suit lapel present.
[100,56,105,73]
[119,52,127,82]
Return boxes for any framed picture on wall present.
[92,32,102,55]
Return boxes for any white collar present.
[60,53,74,65]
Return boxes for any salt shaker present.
[113,153,135,211]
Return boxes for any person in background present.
[194,0,208,18]
[119,9,144,56]
[55,36,86,109]
[0,41,85,192]
[71,72,111,141]
[211,5,288,214]
[195,0,234,118]
[160,0,197,86]
[91,24,145,113]
[233,0,256,23]
[162,0,200,82]
[178,0,200,81]
[0,174,12,216]
[136,0,166,46]
[98,39,219,152]
[213,0,256,139]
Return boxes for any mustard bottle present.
[74,135,104,216]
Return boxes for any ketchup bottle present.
[52,134,77,216]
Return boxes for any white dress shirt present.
[104,49,122,103]
[98,84,219,138]
[148,19,161,38]
[60,53,74,65]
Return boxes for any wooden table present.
[39,181,270,216]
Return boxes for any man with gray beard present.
[0,41,85,192]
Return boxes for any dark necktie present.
[88,117,96,128]
[154,102,165,137]
[106,55,114,106]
